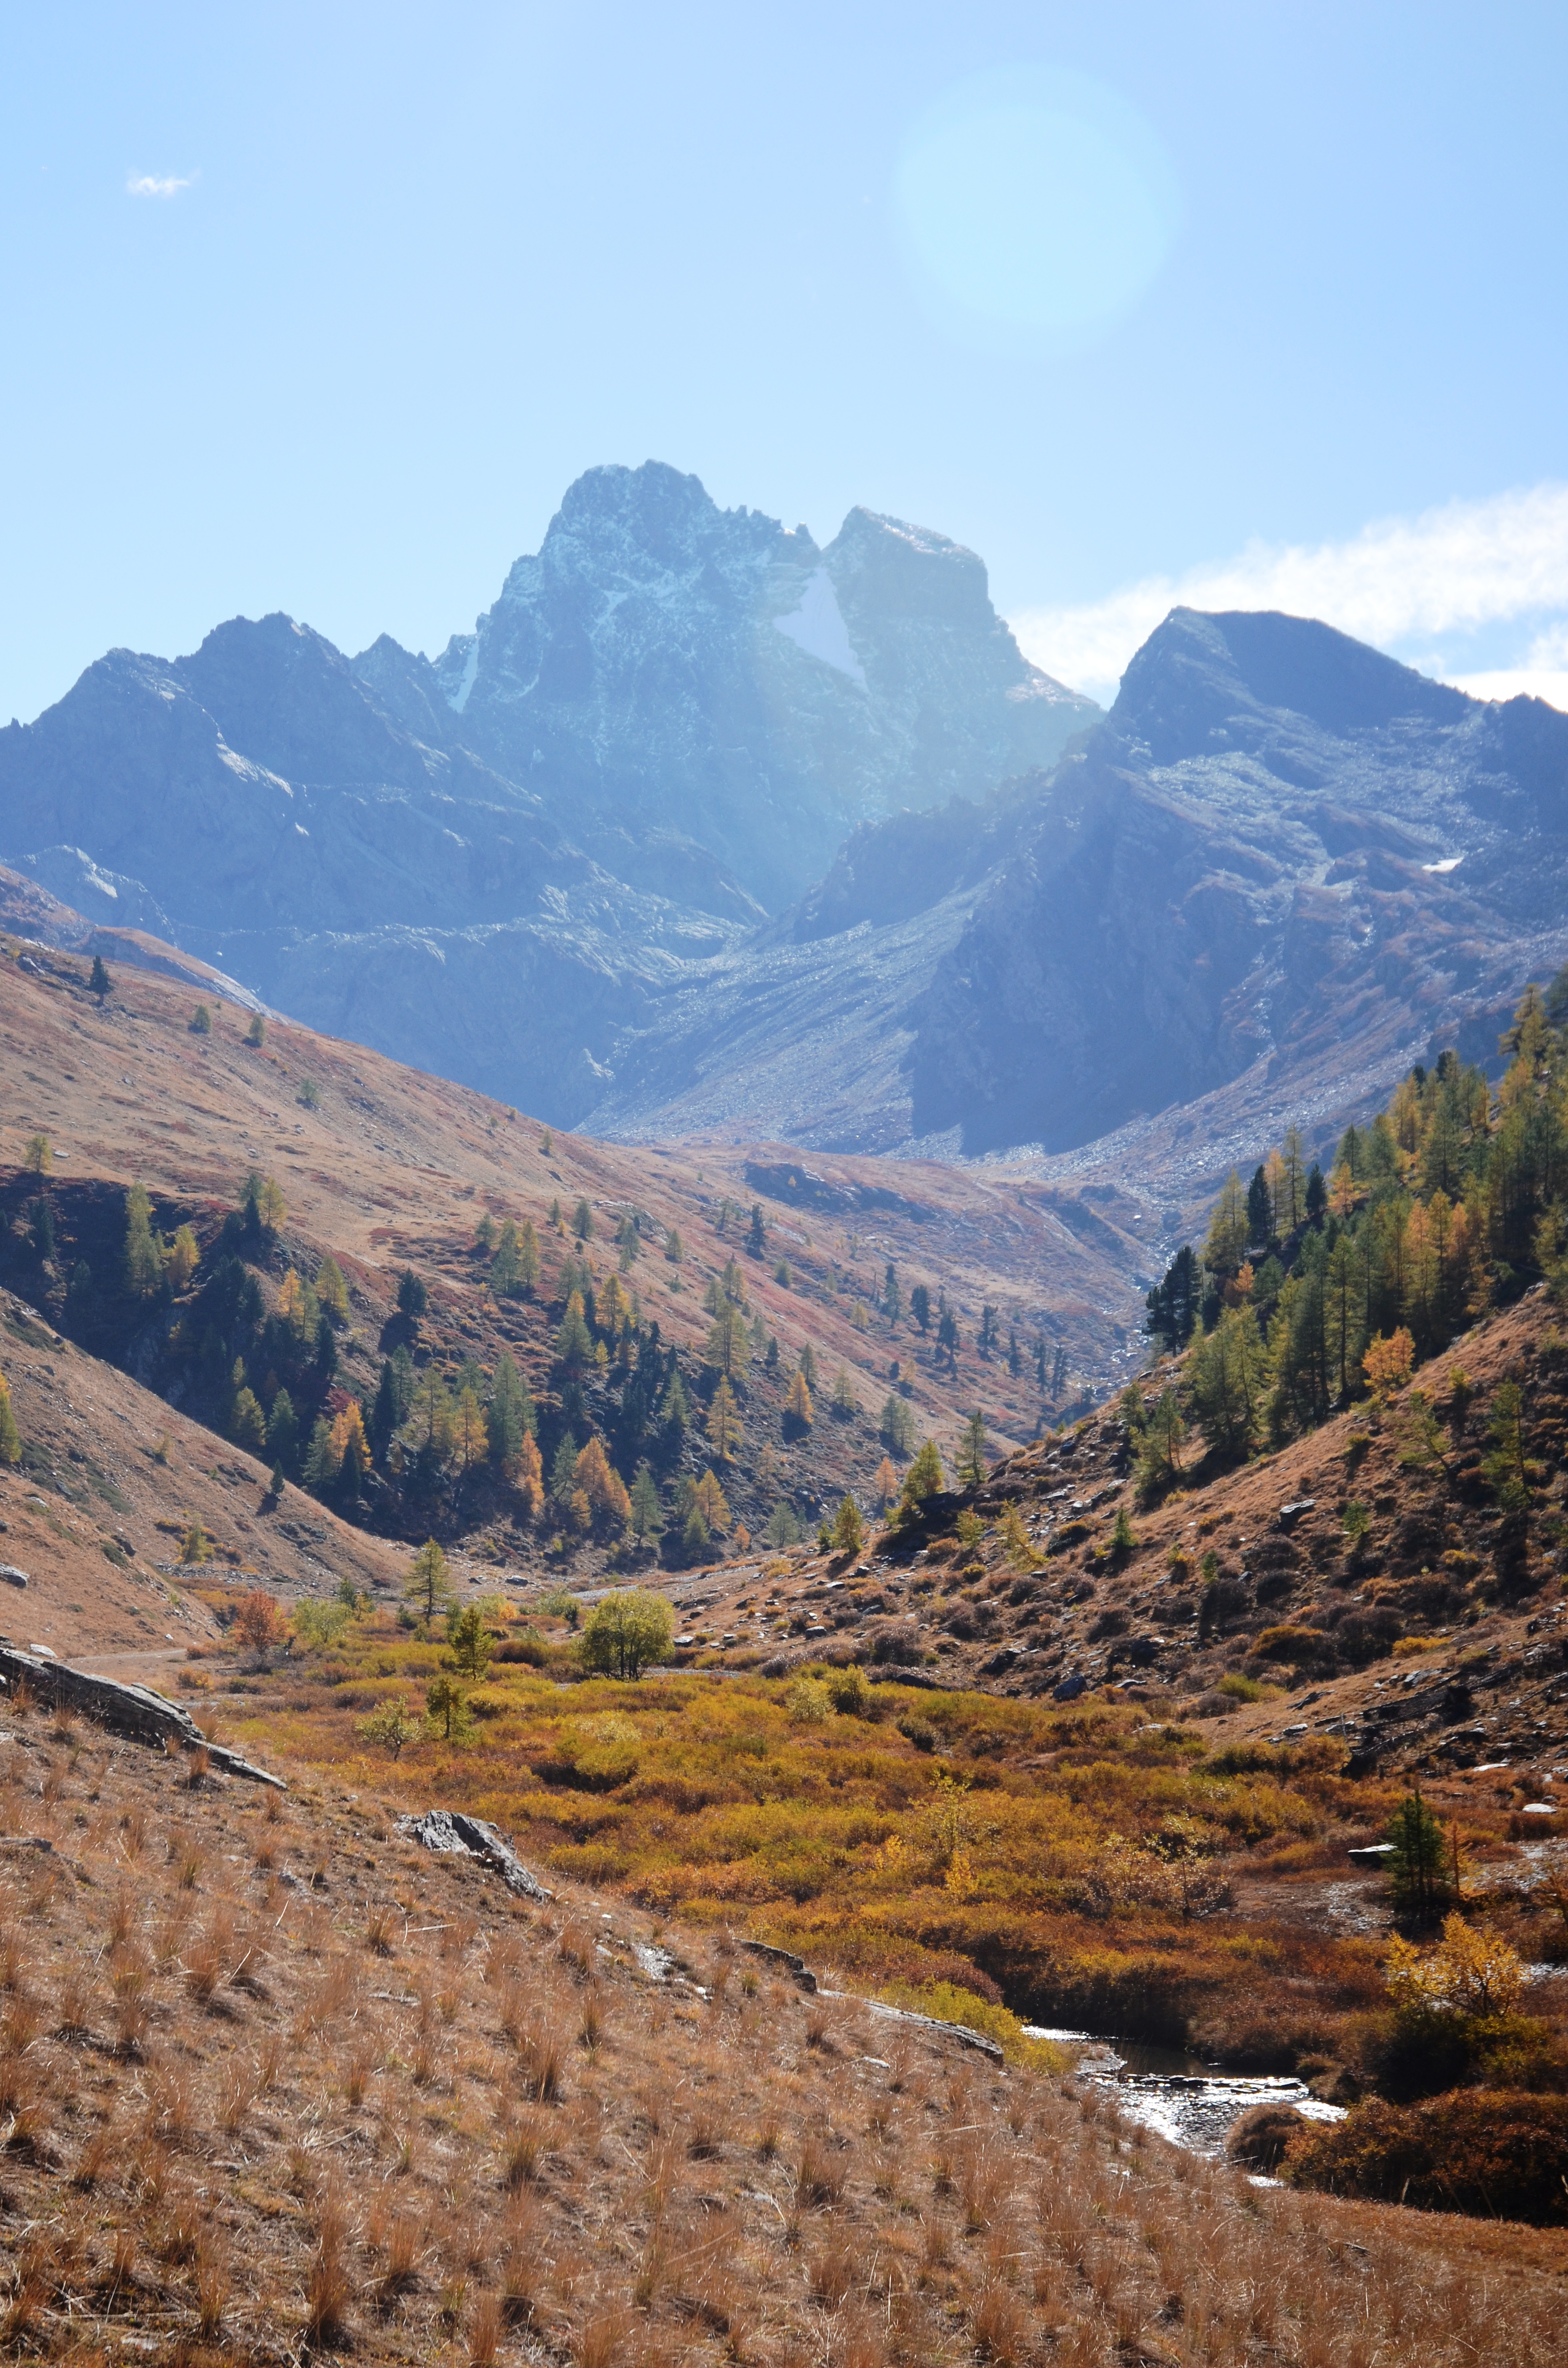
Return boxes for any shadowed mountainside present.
[578,611,1568,1182]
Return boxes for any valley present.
[6,467,1568,2349]
[0,941,1150,1626]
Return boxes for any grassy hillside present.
[2,1680,1564,2364]
[0,939,1149,1587]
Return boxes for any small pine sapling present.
[404,1538,455,1628]
[424,1673,475,1744]
[831,1495,865,1557]
[445,1603,494,1681]
[999,1502,1035,1567]
[356,1696,420,1759]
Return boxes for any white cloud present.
[1448,670,1568,708]
[126,171,195,199]
[1013,481,1568,709]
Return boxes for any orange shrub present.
[232,1590,284,1653]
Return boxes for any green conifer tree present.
[660,1368,691,1434]
[424,1672,474,1743]
[880,1393,916,1455]
[554,1292,594,1369]
[486,1351,534,1469]
[629,1461,664,1542]
[404,1538,454,1627]
[445,1602,493,1680]
[899,1438,944,1512]
[122,1182,164,1297]
[551,1432,579,1503]
[765,1502,800,1546]
[267,1388,300,1472]
[231,1386,267,1455]
[490,1219,521,1294]
[956,1408,988,1489]
[831,1495,865,1555]
[1386,1789,1453,1919]
[303,1416,338,1493]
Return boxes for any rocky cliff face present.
[579,610,1568,1180]
[418,461,1095,905]
[906,608,1568,1153]
[0,615,756,1117]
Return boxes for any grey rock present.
[0,1644,285,1785]
[398,1808,554,1900]
[0,1566,28,1589]
[739,1939,817,1991]
[859,1996,1004,2061]
[6,845,173,937]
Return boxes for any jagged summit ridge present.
[414,459,1096,902]
[0,459,1095,1127]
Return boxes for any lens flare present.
[894,68,1180,352]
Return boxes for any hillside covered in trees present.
[0,939,1138,1584]
[1142,970,1568,1469]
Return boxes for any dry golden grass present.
[0,1697,1564,2364]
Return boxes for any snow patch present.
[1421,854,1463,873]
[446,636,480,714]
[773,568,866,687]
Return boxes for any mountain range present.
[3,462,1566,1203]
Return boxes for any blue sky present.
[5,0,1568,722]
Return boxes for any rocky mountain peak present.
[177,611,437,790]
[548,456,803,571]
[828,505,995,628]
[1112,605,1471,765]
[420,460,1096,906]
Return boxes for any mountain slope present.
[908,609,1568,1154]
[0,938,1160,1603]
[576,610,1568,1179]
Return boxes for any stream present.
[1023,2026,1348,2158]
